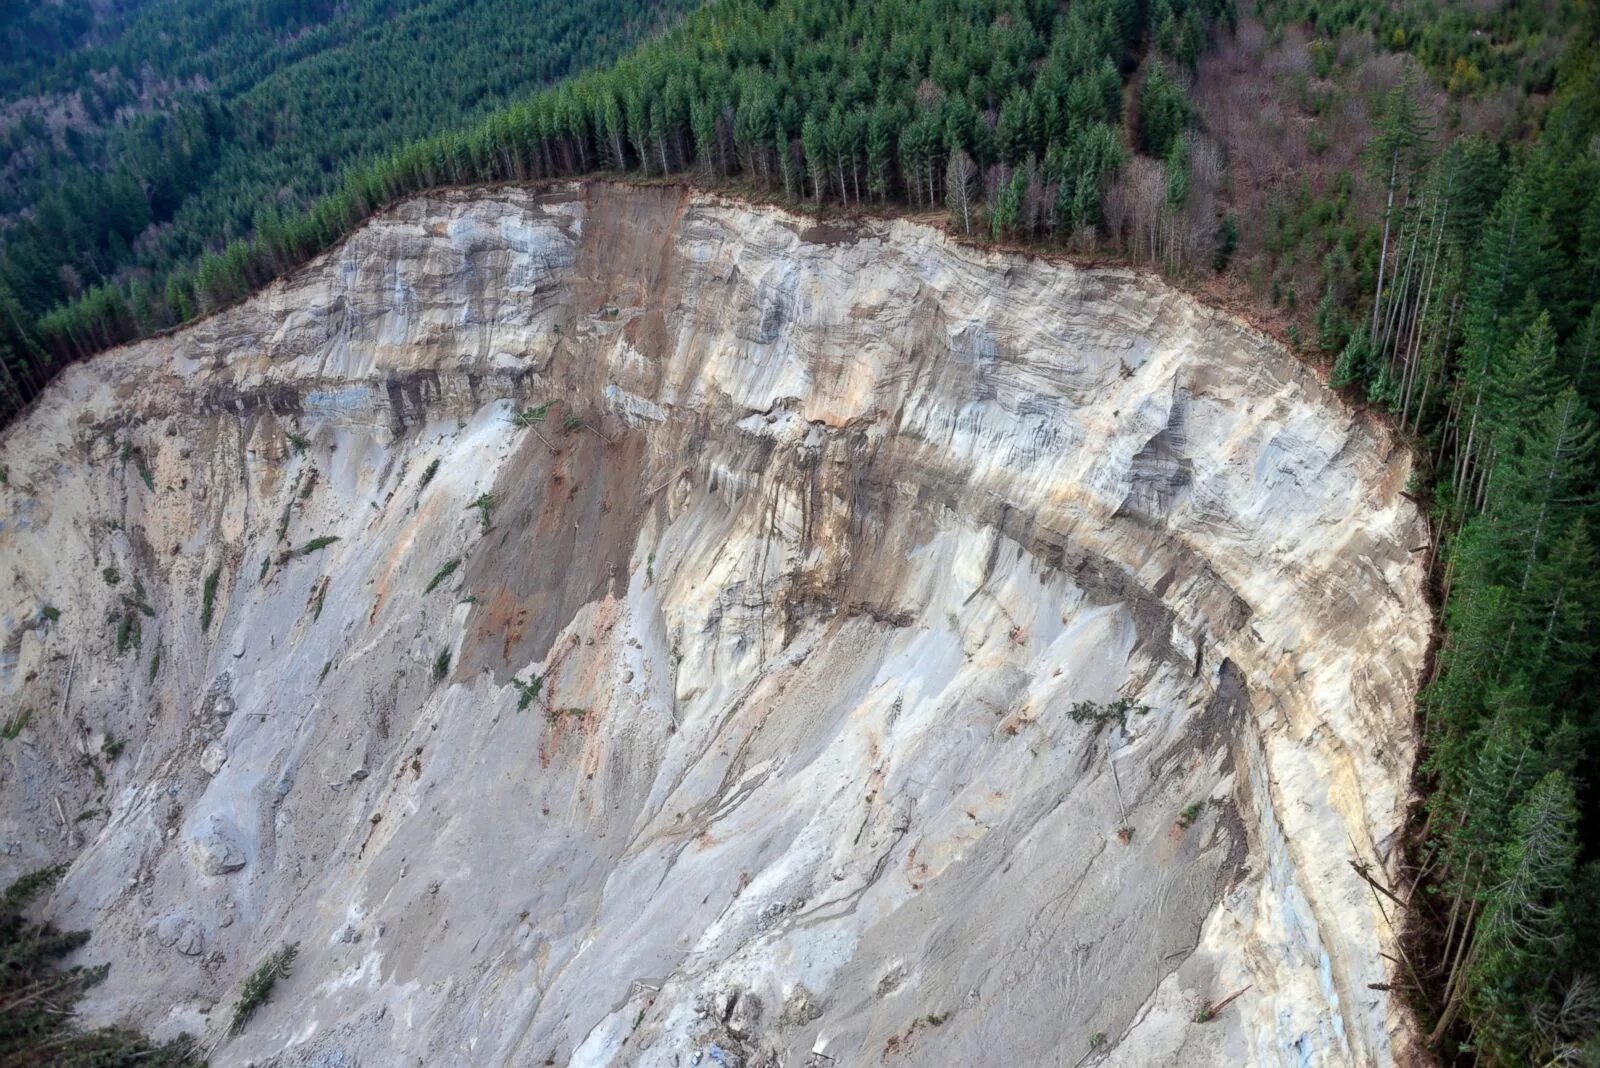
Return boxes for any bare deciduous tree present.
[946,150,979,235]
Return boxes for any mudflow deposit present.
[0,183,1430,1066]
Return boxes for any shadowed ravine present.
[0,182,1429,1066]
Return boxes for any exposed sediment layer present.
[0,183,1428,1066]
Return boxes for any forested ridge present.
[0,0,698,400]
[2,0,1599,1064]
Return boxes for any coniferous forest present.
[2,0,1599,1064]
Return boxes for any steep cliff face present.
[0,183,1429,1066]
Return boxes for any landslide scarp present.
[0,182,1429,1066]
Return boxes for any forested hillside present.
[0,0,698,403]
[1,0,1597,1063]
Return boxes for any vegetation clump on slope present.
[229,942,299,1036]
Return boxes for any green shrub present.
[432,649,451,682]
[230,942,299,1035]
[1068,697,1150,729]
[424,558,461,594]
[115,612,141,654]
[512,403,551,428]
[468,493,494,533]
[201,566,222,630]
[295,535,340,556]
[1,709,30,740]
[512,674,543,711]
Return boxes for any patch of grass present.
[312,581,327,622]
[1176,802,1203,829]
[512,674,543,711]
[200,567,221,631]
[424,558,460,594]
[135,454,154,490]
[0,466,7,484]
[319,660,332,684]
[74,809,101,823]
[922,1012,948,1027]
[40,605,59,623]
[467,493,494,533]
[563,412,582,432]
[285,430,310,454]
[102,567,120,586]
[231,942,299,1035]
[118,441,132,464]
[432,649,451,682]
[1067,697,1150,730]
[418,457,441,490]
[148,650,160,683]
[259,556,271,582]
[1090,1031,1108,1050]
[2,709,31,740]
[103,735,124,761]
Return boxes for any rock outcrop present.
[0,183,1429,1065]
